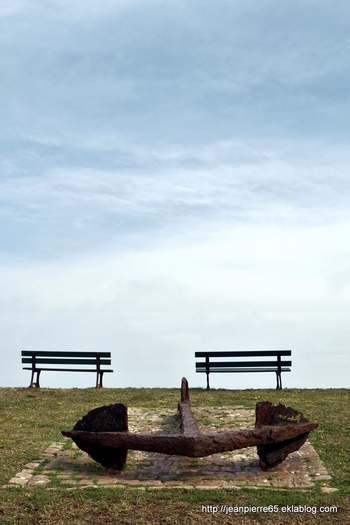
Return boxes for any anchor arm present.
[62,422,317,458]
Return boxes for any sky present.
[1,0,349,389]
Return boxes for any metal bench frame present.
[195,350,292,390]
[21,350,113,388]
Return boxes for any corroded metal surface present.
[178,377,199,435]
[63,422,317,458]
[62,378,317,470]
[255,401,313,470]
[70,403,128,469]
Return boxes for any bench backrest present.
[21,351,112,367]
[195,350,292,371]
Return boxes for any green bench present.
[21,350,113,388]
[195,350,292,390]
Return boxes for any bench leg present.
[30,370,41,388]
[29,368,36,388]
[205,355,210,391]
[276,371,282,390]
[206,372,210,391]
[35,370,41,388]
[96,371,104,388]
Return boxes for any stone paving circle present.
[5,405,333,491]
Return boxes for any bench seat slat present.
[22,358,111,365]
[196,360,292,368]
[21,351,111,358]
[196,367,291,373]
[23,367,113,373]
[195,350,291,358]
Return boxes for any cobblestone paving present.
[5,406,333,491]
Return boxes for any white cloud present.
[1,217,349,316]
[1,237,350,389]
[1,1,350,388]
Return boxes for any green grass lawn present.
[0,386,349,524]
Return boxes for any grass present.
[0,386,349,523]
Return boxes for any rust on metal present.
[255,400,313,470]
[68,403,128,469]
[178,377,199,435]
[62,377,317,470]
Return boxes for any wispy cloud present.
[1,1,350,387]
[1,136,349,262]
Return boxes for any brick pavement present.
[5,406,334,491]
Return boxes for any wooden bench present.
[21,351,113,388]
[195,350,292,390]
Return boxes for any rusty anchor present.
[62,377,317,471]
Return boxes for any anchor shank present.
[178,377,199,435]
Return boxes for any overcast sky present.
[1,1,349,389]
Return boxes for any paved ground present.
[5,406,334,491]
